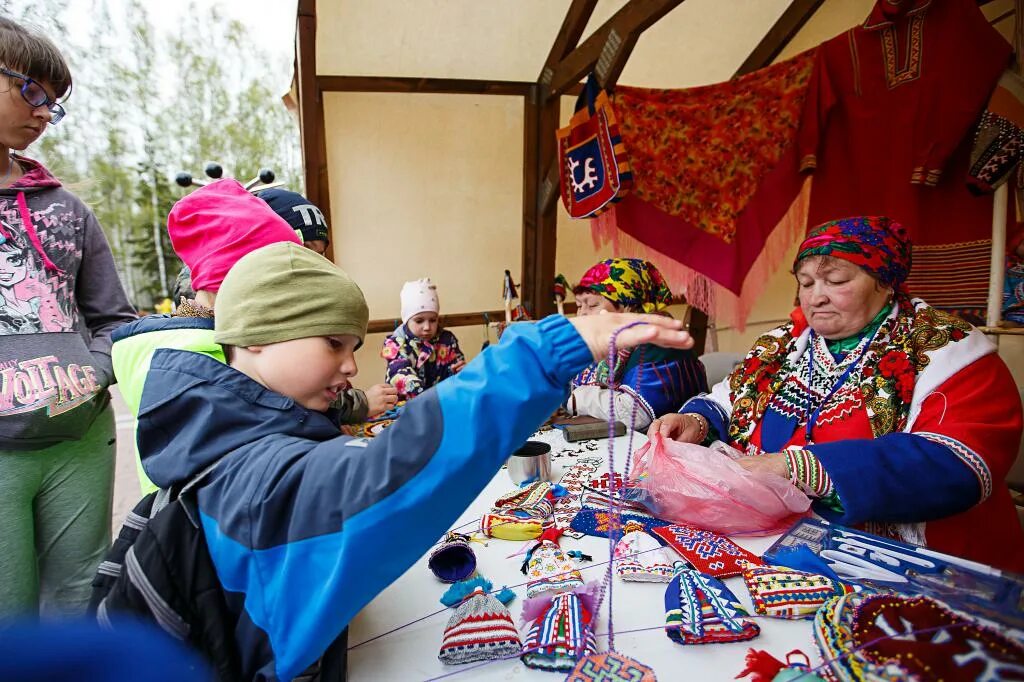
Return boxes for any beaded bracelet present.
[682,412,708,443]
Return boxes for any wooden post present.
[296,0,333,260]
[987,184,1009,327]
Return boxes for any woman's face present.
[0,247,28,288]
[796,256,891,339]
[575,292,621,316]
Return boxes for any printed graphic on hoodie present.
[0,197,97,420]
[0,214,76,334]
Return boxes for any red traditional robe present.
[798,0,1013,321]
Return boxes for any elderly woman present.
[568,258,708,430]
[650,217,1024,571]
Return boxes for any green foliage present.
[3,0,302,308]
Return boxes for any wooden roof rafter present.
[543,0,687,100]
[735,0,826,76]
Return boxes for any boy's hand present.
[366,384,399,418]
[569,312,693,362]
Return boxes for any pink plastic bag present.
[629,434,811,535]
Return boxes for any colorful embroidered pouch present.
[742,565,853,619]
[653,524,763,578]
[557,75,632,219]
[664,567,760,645]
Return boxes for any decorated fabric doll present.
[522,529,587,598]
[520,585,599,672]
[438,576,520,665]
[613,520,676,582]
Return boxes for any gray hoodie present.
[0,154,136,449]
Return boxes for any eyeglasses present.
[0,67,65,124]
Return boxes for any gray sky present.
[62,0,300,94]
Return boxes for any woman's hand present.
[647,413,707,443]
[450,360,467,373]
[569,312,693,361]
[735,453,789,479]
[365,383,399,418]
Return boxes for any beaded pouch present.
[664,567,760,645]
[480,480,554,540]
[742,565,854,620]
[427,532,478,583]
[814,592,1024,681]
[653,524,763,578]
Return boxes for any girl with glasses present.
[0,16,136,620]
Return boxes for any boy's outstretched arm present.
[203,314,689,681]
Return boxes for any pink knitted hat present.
[167,179,301,293]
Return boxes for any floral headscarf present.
[794,217,912,290]
[573,258,672,313]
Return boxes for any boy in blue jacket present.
[129,242,691,680]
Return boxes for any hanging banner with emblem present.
[557,76,632,219]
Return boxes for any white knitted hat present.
[401,278,440,323]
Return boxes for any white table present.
[347,431,816,681]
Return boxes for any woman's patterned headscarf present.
[573,258,672,313]
[794,216,912,289]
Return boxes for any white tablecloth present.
[347,431,816,681]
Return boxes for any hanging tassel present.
[735,649,786,682]
[520,540,542,575]
[440,576,493,608]
[495,586,516,605]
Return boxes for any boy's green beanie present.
[214,242,369,347]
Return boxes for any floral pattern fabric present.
[795,217,912,290]
[381,324,464,400]
[573,257,672,313]
[613,50,815,243]
[726,297,970,450]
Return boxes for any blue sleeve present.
[679,396,730,440]
[204,315,592,681]
[809,433,983,525]
[620,352,709,419]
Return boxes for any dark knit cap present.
[259,188,330,245]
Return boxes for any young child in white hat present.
[382,278,465,399]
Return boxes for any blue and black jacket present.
[132,315,592,681]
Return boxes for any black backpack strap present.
[88,492,158,616]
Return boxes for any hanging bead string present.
[593,321,647,653]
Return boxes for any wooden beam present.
[989,7,1015,24]
[296,0,333,258]
[520,1,599,318]
[520,86,561,319]
[367,310,512,335]
[735,0,826,76]
[521,86,542,319]
[318,75,534,96]
[540,0,600,83]
[545,0,686,98]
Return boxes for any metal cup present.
[507,440,552,485]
